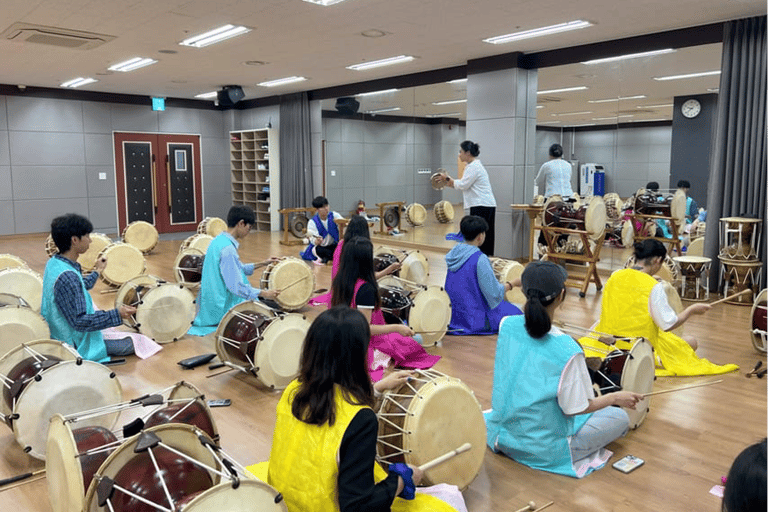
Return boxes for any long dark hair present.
[633,239,666,265]
[343,215,371,243]
[331,236,380,309]
[722,438,766,512]
[291,306,374,426]
[523,289,562,339]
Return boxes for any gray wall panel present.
[158,108,202,135]
[363,143,407,165]
[363,122,407,144]
[9,131,85,166]
[615,145,649,164]
[7,96,83,132]
[88,196,118,232]
[199,109,227,139]
[82,102,112,134]
[341,165,366,189]
[15,198,90,234]
[84,134,113,166]
[324,118,341,142]
[12,165,87,200]
[0,166,11,200]
[486,165,513,212]
[342,142,363,166]
[648,144,671,163]
[0,97,6,130]
[0,201,14,235]
[204,191,232,219]
[202,165,231,195]
[467,69,518,120]
[111,104,160,132]
[85,165,117,197]
[0,131,9,166]
[341,188,364,215]
[465,118,516,165]
[413,144,431,167]
[325,142,342,166]
[341,119,364,143]
[201,136,229,166]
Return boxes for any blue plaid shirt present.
[52,255,121,332]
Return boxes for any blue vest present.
[188,233,247,336]
[485,315,592,477]
[445,250,521,335]
[300,212,339,260]
[41,257,109,363]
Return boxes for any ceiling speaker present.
[217,85,245,106]
[335,97,360,115]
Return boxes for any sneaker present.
[313,258,325,266]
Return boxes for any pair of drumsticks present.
[746,361,767,379]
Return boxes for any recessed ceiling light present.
[653,70,721,81]
[356,89,399,97]
[483,20,592,45]
[347,55,415,71]
[588,95,646,103]
[551,111,592,116]
[447,78,468,84]
[537,86,588,95]
[243,60,268,66]
[180,24,251,48]
[108,57,157,72]
[592,114,634,120]
[582,49,676,65]
[195,91,218,99]
[158,49,178,54]
[426,112,462,117]
[60,77,98,88]
[304,0,348,5]
[257,76,307,87]
[361,29,388,38]
[365,107,401,114]
[637,103,673,109]
[432,99,467,106]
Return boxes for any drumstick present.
[206,366,236,378]
[278,275,309,292]
[417,443,471,472]
[641,379,723,397]
[100,288,119,294]
[0,469,45,492]
[514,502,537,512]
[554,321,633,344]
[534,502,555,512]
[709,289,751,306]
[386,275,428,289]
[412,328,464,334]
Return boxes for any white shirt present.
[535,159,574,197]
[306,211,343,246]
[452,159,496,208]
[649,282,678,331]
[550,327,595,414]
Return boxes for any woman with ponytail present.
[485,261,641,478]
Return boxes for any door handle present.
[151,154,157,210]
[166,155,172,210]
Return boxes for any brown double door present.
[114,133,203,234]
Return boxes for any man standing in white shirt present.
[535,143,574,198]
[300,196,344,265]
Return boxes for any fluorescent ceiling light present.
[108,57,157,72]
[588,95,646,103]
[426,112,462,117]
[707,87,720,92]
[551,111,592,116]
[637,103,673,109]
[347,55,415,71]
[180,24,251,48]
[60,77,97,88]
[538,86,588,95]
[447,78,467,84]
[356,89,399,97]
[257,76,307,87]
[195,91,218,99]
[538,121,561,124]
[568,123,597,127]
[582,49,676,65]
[631,118,668,122]
[365,107,401,114]
[483,20,592,45]
[432,99,467,106]
[653,70,721,81]
[303,0,348,5]
[536,105,544,109]
[592,114,634,120]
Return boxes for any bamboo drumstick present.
[0,469,45,492]
[514,502,537,512]
[710,289,751,306]
[417,443,471,472]
[642,379,723,398]
[534,502,555,512]
[277,275,309,292]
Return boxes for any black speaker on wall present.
[335,97,360,115]
[217,85,245,106]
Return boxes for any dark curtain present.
[279,92,314,215]
[704,16,767,290]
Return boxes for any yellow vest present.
[262,380,456,512]
[579,269,738,377]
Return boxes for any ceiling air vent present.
[1,23,115,50]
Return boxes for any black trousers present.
[315,242,337,262]
[470,205,495,256]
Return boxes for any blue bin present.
[594,171,605,196]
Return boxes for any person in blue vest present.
[301,196,343,265]
[188,205,280,336]
[485,261,642,478]
[41,214,136,362]
[444,215,522,335]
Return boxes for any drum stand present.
[541,226,605,298]
[511,203,544,263]
[374,201,407,235]
[629,213,683,256]
[278,207,315,246]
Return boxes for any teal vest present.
[485,315,591,477]
[41,257,109,363]
[188,233,247,336]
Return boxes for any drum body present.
[260,257,315,311]
[380,286,412,323]
[180,234,214,254]
[134,283,197,343]
[719,259,762,305]
[400,250,429,284]
[379,279,451,346]
[376,369,485,490]
[0,267,43,311]
[405,203,427,226]
[0,253,27,270]
[603,192,623,221]
[0,297,50,354]
[673,256,711,301]
[687,237,705,256]
[544,197,606,241]
[175,480,288,512]
[121,221,159,254]
[197,217,227,237]
[434,201,454,223]
[174,248,205,289]
[490,258,526,304]
[373,253,399,274]
[718,217,762,261]
[45,235,60,258]
[77,233,112,271]
[430,172,447,190]
[97,243,146,287]
[751,289,767,353]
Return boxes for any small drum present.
[718,217,762,261]
[673,255,711,301]
[77,233,112,271]
[430,171,447,190]
[603,192,623,221]
[0,253,27,270]
[400,250,429,285]
[587,338,655,429]
[383,206,400,228]
[121,221,158,254]
[751,289,767,353]
[97,243,146,287]
[260,257,315,311]
[45,235,60,257]
[0,266,44,311]
[174,248,205,289]
[376,369,486,490]
[180,233,214,254]
[0,340,122,459]
[434,200,454,223]
[490,258,526,304]
[215,301,310,389]
[0,294,50,354]
[116,277,196,343]
[197,217,227,237]
[405,203,427,226]
[719,259,762,305]
[621,219,634,248]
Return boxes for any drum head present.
[115,275,163,327]
[585,196,607,240]
[434,201,455,223]
[687,237,704,257]
[254,313,310,390]
[0,267,43,311]
[0,254,27,270]
[408,287,451,346]
[661,281,685,337]
[263,258,315,311]
[0,306,50,354]
[383,206,400,228]
[200,217,227,237]
[135,284,196,343]
[289,214,309,238]
[620,338,655,429]
[400,251,428,285]
[670,190,687,226]
[493,259,526,304]
[430,172,446,190]
[99,243,146,287]
[215,301,277,369]
[47,414,87,512]
[603,192,622,221]
[181,480,288,512]
[377,275,402,289]
[122,221,159,253]
[14,360,122,459]
[620,221,634,248]
[183,234,214,254]
[405,203,427,226]
[77,234,112,271]
[751,289,768,354]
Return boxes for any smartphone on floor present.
[613,455,644,473]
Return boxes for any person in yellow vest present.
[579,240,738,377]
[253,306,460,512]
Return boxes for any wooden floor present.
[0,224,764,512]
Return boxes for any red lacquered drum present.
[174,248,205,289]
[751,289,767,353]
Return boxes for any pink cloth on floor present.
[308,240,344,307]
[95,305,163,359]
